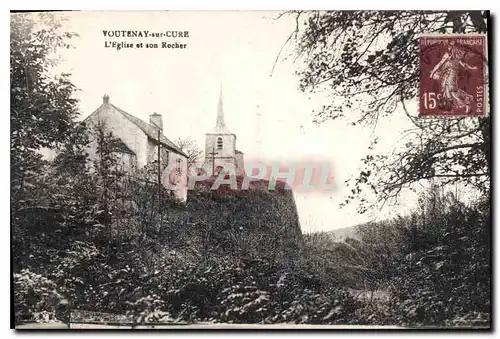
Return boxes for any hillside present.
[157,177,304,267]
[326,225,362,242]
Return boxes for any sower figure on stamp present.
[429,42,478,114]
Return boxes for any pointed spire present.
[209,82,233,135]
[216,82,225,128]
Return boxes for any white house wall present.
[85,105,149,167]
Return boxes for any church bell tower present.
[205,84,237,173]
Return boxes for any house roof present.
[85,97,188,158]
[111,139,136,155]
[111,104,187,157]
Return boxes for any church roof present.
[85,96,188,158]
[208,85,234,135]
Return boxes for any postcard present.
[11,10,491,329]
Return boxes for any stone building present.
[84,94,188,201]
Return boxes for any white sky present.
[47,11,419,232]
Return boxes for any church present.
[204,86,244,175]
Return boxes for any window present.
[217,137,223,150]
[176,158,182,171]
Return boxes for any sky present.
[45,11,420,232]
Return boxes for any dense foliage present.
[11,13,79,210]
[13,161,490,327]
[301,186,490,327]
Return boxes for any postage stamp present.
[419,34,488,118]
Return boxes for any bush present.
[387,197,490,326]
[116,256,358,325]
[14,269,68,324]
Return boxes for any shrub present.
[14,269,68,323]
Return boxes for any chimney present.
[150,112,163,131]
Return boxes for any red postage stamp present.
[419,34,488,117]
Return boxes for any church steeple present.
[204,82,242,171]
[210,82,233,135]
[216,83,225,128]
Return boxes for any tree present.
[11,12,79,207]
[175,137,203,172]
[282,11,489,212]
[53,124,90,177]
